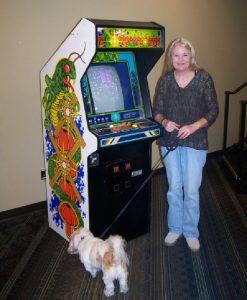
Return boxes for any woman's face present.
[171,44,192,72]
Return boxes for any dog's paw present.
[104,289,114,298]
[90,271,97,278]
[104,285,115,298]
[120,286,128,294]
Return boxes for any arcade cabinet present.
[40,18,165,241]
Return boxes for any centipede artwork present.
[42,49,86,238]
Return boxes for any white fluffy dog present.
[67,227,129,297]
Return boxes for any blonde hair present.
[164,38,199,74]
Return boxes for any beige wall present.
[0,0,246,211]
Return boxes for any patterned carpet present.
[0,155,247,299]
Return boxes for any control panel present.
[90,119,161,147]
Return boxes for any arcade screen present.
[87,64,128,114]
[81,52,144,125]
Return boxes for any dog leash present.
[99,145,177,238]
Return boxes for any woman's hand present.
[163,120,180,132]
[177,124,198,139]
[177,118,208,139]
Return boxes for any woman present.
[154,38,219,251]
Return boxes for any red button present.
[125,162,132,170]
[113,165,120,173]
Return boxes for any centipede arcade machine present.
[40,18,165,241]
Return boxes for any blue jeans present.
[161,146,207,238]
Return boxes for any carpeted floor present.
[0,155,247,300]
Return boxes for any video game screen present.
[81,52,144,125]
[87,64,129,114]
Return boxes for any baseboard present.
[208,149,223,157]
[153,166,165,176]
[0,201,47,221]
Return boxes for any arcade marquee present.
[40,18,165,241]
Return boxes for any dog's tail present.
[106,235,129,266]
